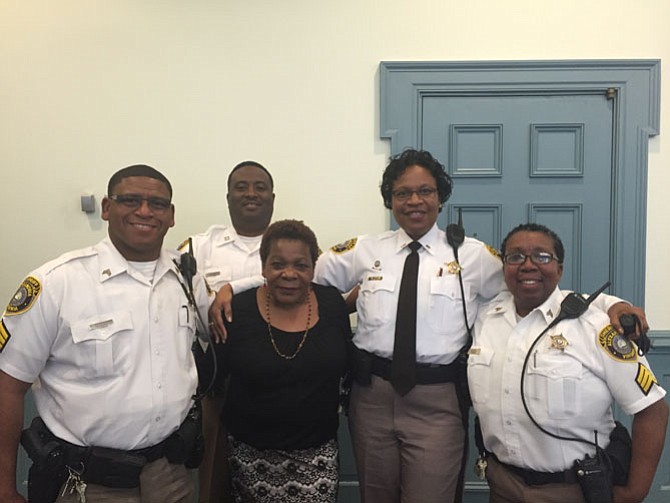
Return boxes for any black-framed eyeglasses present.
[391,187,438,201]
[109,194,172,211]
[503,251,560,265]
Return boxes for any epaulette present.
[378,230,396,240]
[41,246,98,275]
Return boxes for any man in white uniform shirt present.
[0,165,207,503]
[181,161,274,503]
[468,223,668,502]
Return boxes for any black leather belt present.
[62,437,167,465]
[368,352,460,385]
[493,454,577,486]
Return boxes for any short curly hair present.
[260,219,319,266]
[500,223,565,264]
[227,160,274,190]
[108,164,172,198]
[380,149,453,210]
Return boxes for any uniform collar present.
[96,237,175,284]
[533,287,565,324]
[215,226,261,253]
[485,287,564,325]
[395,223,440,257]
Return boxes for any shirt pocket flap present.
[430,276,462,299]
[529,353,582,380]
[468,346,495,367]
[203,265,232,283]
[71,311,133,343]
[360,274,396,294]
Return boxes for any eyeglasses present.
[503,251,560,265]
[391,187,438,201]
[109,194,172,211]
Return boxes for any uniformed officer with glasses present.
[0,164,208,503]
[468,223,668,502]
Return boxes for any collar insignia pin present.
[102,269,111,277]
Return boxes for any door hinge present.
[606,88,617,100]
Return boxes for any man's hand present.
[607,302,649,337]
[344,285,360,314]
[0,371,31,503]
[208,283,233,343]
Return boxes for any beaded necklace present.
[265,287,312,360]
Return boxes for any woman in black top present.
[216,219,352,503]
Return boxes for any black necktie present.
[391,241,421,396]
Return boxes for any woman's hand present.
[607,302,649,337]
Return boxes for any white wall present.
[1,0,668,327]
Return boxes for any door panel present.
[422,92,613,293]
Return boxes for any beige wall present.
[1,0,668,327]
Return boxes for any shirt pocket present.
[358,273,397,329]
[467,346,495,405]
[426,275,470,333]
[70,310,133,379]
[203,265,233,292]
[527,353,583,420]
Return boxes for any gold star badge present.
[446,261,462,274]
[550,334,569,351]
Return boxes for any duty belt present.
[61,437,168,466]
[492,454,578,486]
[367,351,460,384]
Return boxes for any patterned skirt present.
[228,436,339,503]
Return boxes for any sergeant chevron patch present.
[635,363,657,395]
[0,320,11,353]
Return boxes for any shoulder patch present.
[5,276,42,316]
[598,324,637,363]
[0,319,11,352]
[485,244,501,260]
[635,363,658,395]
[331,238,357,254]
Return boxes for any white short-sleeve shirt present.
[0,238,199,450]
[314,224,504,364]
[469,288,666,472]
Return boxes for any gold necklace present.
[265,286,312,360]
